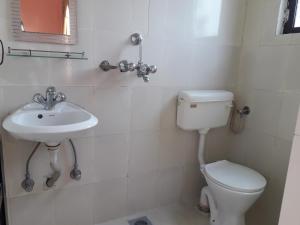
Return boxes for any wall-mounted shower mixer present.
[99,33,157,82]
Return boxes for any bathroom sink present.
[2,102,98,143]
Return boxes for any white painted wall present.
[0,1,246,225]
[278,108,300,225]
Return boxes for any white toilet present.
[177,90,266,225]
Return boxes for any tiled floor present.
[98,204,209,225]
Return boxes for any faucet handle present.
[119,60,129,72]
[142,75,150,82]
[55,92,66,102]
[128,63,136,72]
[149,65,157,74]
[33,93,46,104]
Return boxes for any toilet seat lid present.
[204,160,267,193]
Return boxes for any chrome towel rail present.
[7,47,88,60]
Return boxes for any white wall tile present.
[278,93,300,140]
[131,87,162,131]
[49,30,97,86]
[180,164,204,207]
[242,0,264,46]
[127,172,159,213]
[218,0,246,46]
[77,0,94,30]
[205,128,231,163]
[284,46,300,91]
[53,185,93,225]
[246,90,282,136]
[0,47,51,85]
[93,0,149,35]
[148,0,168,39]
[57,137,95,188]
[163,0,189,41]
[3,137,53,197]
[94,134,129,181]
[238,46,287,91]
[160,88,180,130]
[157,167,184,206]
[159,129,186,170]
[182,131,199,165]
[92,179,127,224]
[128,131,160,176]
[9,192,55,225]
[269,138,292,189]
[243,130,276,177]
[1,86,46,117]
[92,87,131,136]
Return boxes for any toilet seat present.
[204,160,267,193]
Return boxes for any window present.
[283,0,300,33]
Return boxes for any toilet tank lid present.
[178,90,234,103]
[205,160,267,193]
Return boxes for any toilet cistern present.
[177,90,234,169]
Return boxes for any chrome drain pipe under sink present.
[45,143,61,188]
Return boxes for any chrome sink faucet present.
[33,87,66,110]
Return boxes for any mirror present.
[11,0,77,44]
[20,0,71,35]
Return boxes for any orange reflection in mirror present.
[20,0,70,35]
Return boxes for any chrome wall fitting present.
[99,60,118,71]
[130,33,143,45]
[230,104,251,134]
[237,106,251,118]
[99,33,157,82]
[119,60,136,72]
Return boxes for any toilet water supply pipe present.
[198,128,210,172]
[197,128,218,221]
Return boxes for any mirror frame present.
[11,0,77,45]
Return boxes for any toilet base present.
[210,214,245,225]
[200,186,246,225]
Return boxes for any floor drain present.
[128,216,153,225]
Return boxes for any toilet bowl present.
[200,160,267,225]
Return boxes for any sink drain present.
[128,216,153,225]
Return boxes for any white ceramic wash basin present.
[2,102,98,143]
